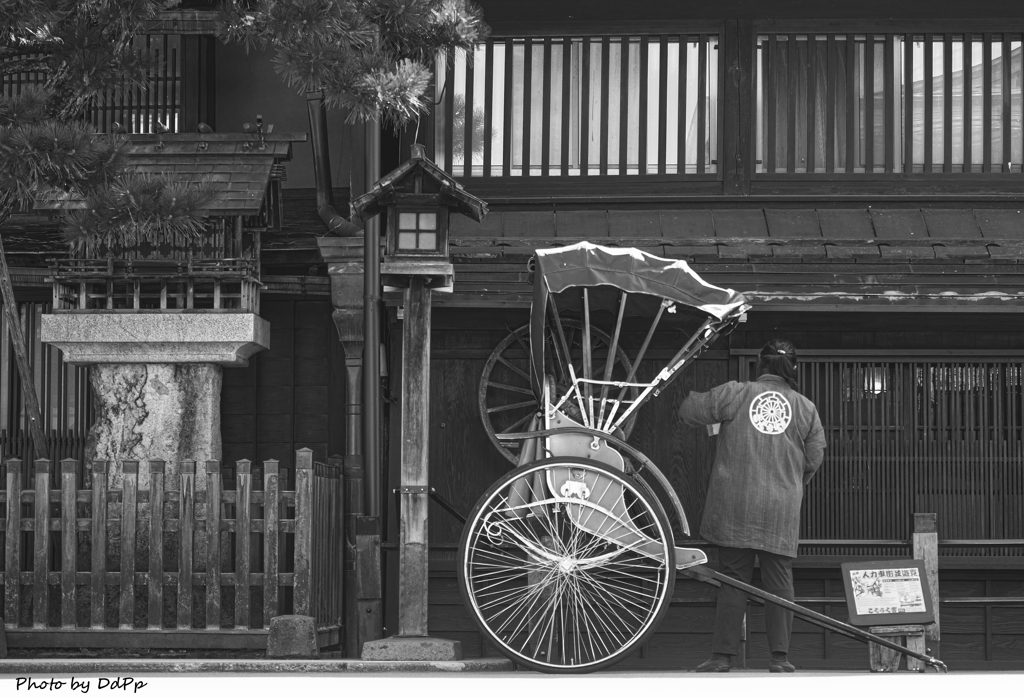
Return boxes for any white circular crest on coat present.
[749,391,792,435]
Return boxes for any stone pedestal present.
[361,636,462,661]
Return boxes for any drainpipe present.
[306,91,362,236]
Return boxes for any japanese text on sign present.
[848,567,926,615]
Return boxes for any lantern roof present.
[351,144,488,224]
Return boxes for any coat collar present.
[756,373,788,385]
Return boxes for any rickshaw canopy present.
[530,242,750,397]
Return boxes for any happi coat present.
[678,374,827,557]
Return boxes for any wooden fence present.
[0,448,343,650]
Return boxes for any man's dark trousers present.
[711,547,795,656]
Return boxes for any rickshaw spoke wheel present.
[479,322,639,464]
[458,457,675,673]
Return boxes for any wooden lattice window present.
[756,32,1024,174]
[1,34,183,134]
[434,32,722,177]
[739,353,1024,557]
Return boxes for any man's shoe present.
[696,656,731,673]
[768,658,796,673]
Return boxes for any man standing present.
[679,340,826,673]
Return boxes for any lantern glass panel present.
[419,212,437,230]
[398,212,419,230]
[398,231,418,249]
[418,232,437,250]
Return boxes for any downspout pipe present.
[306,91,362,236]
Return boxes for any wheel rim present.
[478,322,639,464]
[461,460,673,671]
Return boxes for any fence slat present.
[205,460,222,629]
[293,449,314,616]
[263,459,280,624]
[147,460,165,629]
[177,459,194,629]
[235,459,252,628]
[90,461,107,628]
[4,458,22,628]
[60,459,77,628]
[119,461,138,629]
[32,459,50,628]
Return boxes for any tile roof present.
[34,133,307,217]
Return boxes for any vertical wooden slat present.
[827,35,836,172]
[32,458,49,627]
[540,38,551,175]
[964,36,974,171]
[234,458,251,628]
[119,460,138,629]
[502,38,514,177]
[924,35,933,172]
[767,34,778,173]
[807,34,818,172]
[677,35,688,173]
[944,34,954,173]
[657,35,668,174]
[787,34,798,173]
[1003,34,1012,171]
[293,448,314,616]
[205,459,222,628]
[984,34,993,173]
[177,459,194,629]
[5,458,22,628]
[60,458,76,628]
[263,458,280,624]
[865,34,875,173]
[580,37,591,175]
[884,34,895,172]
[463,44,475,177]
[696,35,706,173]
[522,38,533,176]
[598,36,610,175]
[846,35,856,172]
[904,35,914,172]
[89,461,107,628]
[482,40,494,176]
[443,53,455,174]
[147,460,165,629]
[561,37,572,176]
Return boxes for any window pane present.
[398,232,417,249]
[398,213,418,230]
[418,213,437,230]
[418,232,437,250]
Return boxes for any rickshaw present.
[457,242,948,674]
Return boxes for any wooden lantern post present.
[351,144,487,660]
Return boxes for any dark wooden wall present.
[221,297,344,480]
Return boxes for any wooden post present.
[32,459,50,628]
[294,448,314,617]
[177,459,195,629]
[205,460,222,629]
[263,459,280,623]
[398,277,431,637]
[148,460,165,629]
[4,459,21,629]
[60,459,77,628]
[235,459,252,628]
[119,461,139,629]
[913,512,940,647]
[89,461,107,629]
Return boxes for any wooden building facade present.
[1,0,1023,668]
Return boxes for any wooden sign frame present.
[840,559,935,627]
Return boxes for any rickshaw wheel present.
[479,322,639,464]
[458,457,676,673]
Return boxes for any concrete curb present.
[0,657,514,674]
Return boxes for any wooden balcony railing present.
[49,258,261,313]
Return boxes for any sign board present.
[840,560,935,627]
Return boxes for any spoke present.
[488,380,535,396]
[500,412,536,434]
[496,355,531,383]
[487,399,537,415]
